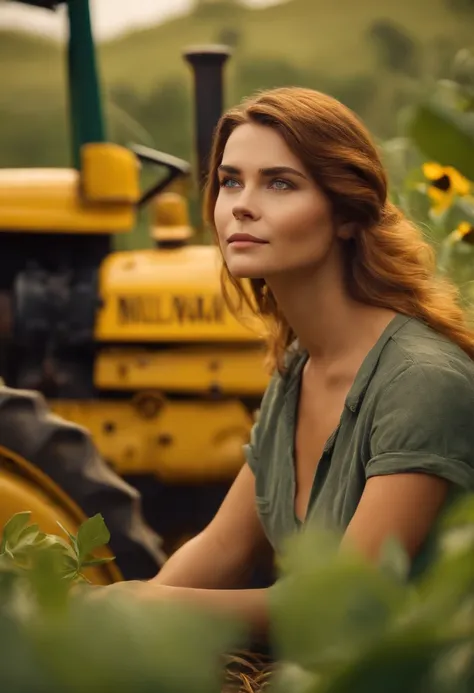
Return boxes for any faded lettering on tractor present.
[117,295,226,325]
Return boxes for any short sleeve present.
[367,363,474,490]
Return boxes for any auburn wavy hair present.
[203,86,474,373]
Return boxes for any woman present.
[103,87,474,635]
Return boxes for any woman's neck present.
[265,260,396,366]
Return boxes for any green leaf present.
[12,524,40,552]
[27,547,70,614]
[318,632,453,693]
[58,554,80,573]
[34,534,77,558]
[35,595,246,693]
[271,662,317,693]
[411,548,474,632]
[440,494,474,530]
[31,531,48,546]
[0,512,32,553]
[76,514,110,563]
[81,556,115,568]
[56,521,78,554]
[270,529,406,673]
[405,100,474,180]
[0,553,14,571]
[378,536,410,583]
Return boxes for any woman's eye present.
[219,177,241,188]
[270,179,293,190]
[218,176,293,190]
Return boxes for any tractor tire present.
[0,384,166,580]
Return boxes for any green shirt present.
[245,313,474,574]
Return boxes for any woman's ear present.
[337,221,357,240]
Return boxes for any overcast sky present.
[0,0,282,39]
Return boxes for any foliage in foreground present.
[0,510,114,584]
[382,47,474,303]
[0,512,245,693]
[270,495,474,693]
[0,496,473,693]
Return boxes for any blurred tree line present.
[0,0,472,171]
[106,15,464,160]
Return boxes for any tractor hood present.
[95,245,264,344]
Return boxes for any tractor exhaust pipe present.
[183,45,232,194]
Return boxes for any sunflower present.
[452,221,474,245]
[422,162,471,214]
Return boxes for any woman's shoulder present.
[379,316,474,391]
[367,320,474,491]
[370,317,474,445]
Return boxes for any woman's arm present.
[142,582,271,635]
[104,462,273,635]
[126,472,450,637]
[341,472,449,560]
[151,463,272,590]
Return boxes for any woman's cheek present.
[213,202,227,240]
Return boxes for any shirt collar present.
[345,313,412,412]
[285,313,412,411]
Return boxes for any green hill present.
[99,0,469,93]
[0,28,63,95]
[0,0,472,170]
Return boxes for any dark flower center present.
[432,174,451,192]
[461,226,474,244]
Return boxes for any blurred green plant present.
[270,493,474,693]
[0,511,114,586]
[368,19,421,77]
[0,511,245,693]
[0,494,473,693]
[381,46,474,304]
[4,496,472,693]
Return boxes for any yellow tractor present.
[0,0,269,584]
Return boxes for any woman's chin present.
[226,258,268,280]
[228,267,265,280]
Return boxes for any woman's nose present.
[233,206,252,221]
[232,201,261,221]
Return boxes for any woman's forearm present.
[150,532,252,590]
[142,582,270,635]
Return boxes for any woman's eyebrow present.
[218,164,308,180]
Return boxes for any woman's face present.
[214,122,344,280]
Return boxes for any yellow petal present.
[445,167,471,196]
[428,186,453,212]
[456,221,474,244]
[457,221,472,236]
[423,162,445,180]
